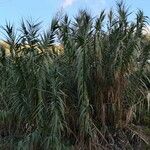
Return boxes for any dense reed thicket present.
[0,2,150,149]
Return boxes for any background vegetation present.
[0,1,150,149]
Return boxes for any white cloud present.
[62,0,76,8]
[143,25,150,35]
[61,0,106,9]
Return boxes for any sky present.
[0,0,150,29]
